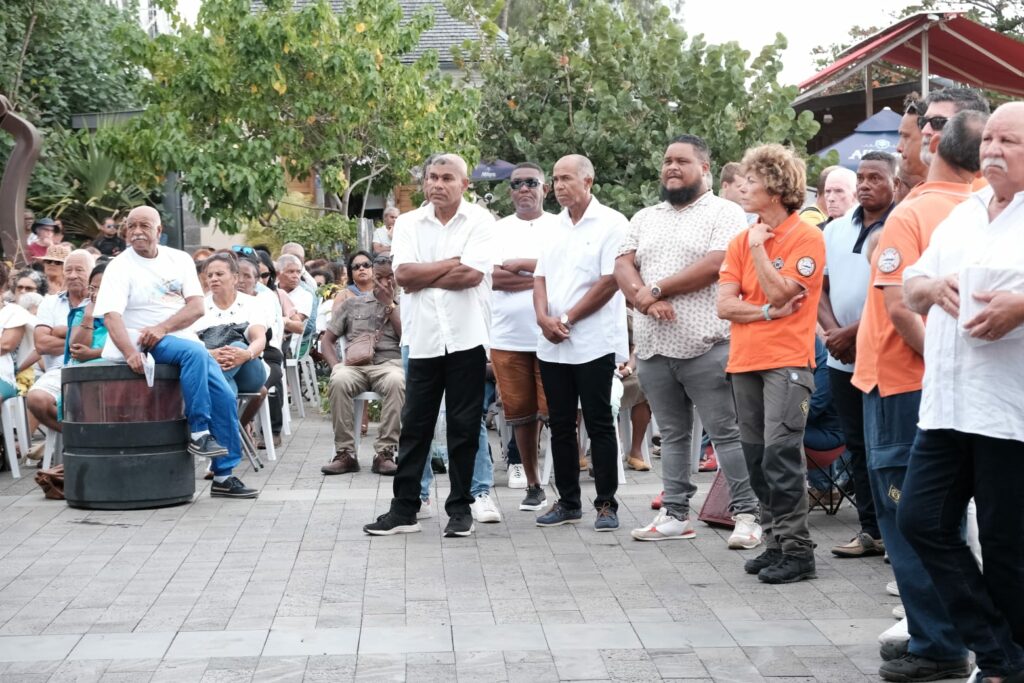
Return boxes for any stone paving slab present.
[0,412,937,682]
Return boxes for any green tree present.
[462,0,818,216]
[117,0,481,234]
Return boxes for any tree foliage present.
[458,0,818,216]
[116,0,481,234]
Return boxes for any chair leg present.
[2,401,20,479]
[615,420,626,485]
[259,399,276,462]
[353,399,365,458]
[279,382,293,435]
[301,358,320,408]
[641,419,653,466]
[238,422,263,471]
[690,410,703,475]
[286,365,305,419]
[540,424,552,486]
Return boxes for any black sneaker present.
[744,547,782,575]
[210,476,258,498]
[880,641,909,662]
[363,512,421,536]
[758,553,816,584]
[189,433,229,458]
[878,653,970,682]
[444,512,474,537]
[519,485,547,511]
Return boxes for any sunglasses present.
[509,178,542,190]
[14,285,36,292]
[917,115,948,131]
[231,245,255,255]
[352,262,373,270]
[43,260,63,266]
[259,272,271,279]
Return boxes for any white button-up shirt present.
[904,185,1024,442]
[535,196,629,364]
[391,199,495,359]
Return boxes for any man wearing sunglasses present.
[490,163,557,512]
[94,217,126,257]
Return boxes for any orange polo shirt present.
[851,181,973,396]
[719,212,826,373]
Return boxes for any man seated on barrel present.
[93,206,258,499]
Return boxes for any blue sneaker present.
[594,502,619,531]
[536,502,582,527]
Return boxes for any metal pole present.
[921,30,930,96]
[865,66,873,118]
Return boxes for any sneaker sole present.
[886,582,901,597]
[507,481,528,489]
[879,666,970,683]
[536,518,582,527]
[189,447,229,458]
[473,515,501,523]
[364,523,422,536]
[519,501,546,511]
[595,525,619,532]
[444,523,475,537]
[210,490,259,499]
[727,536,762,550]
[758,571,817,584]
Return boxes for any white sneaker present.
[886,580,900,597]
[727,513,763,549]
[631,510,696,541]
[507,464,527,489]
[892,605,905,620]
[471,492,502,523]
[417,499,434,520]
[878,616,909,645]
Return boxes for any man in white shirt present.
[901,104,1024,683]
[818,154,895,559]
[373,207,399,255]
[94,206,257,499]
[615,135,759,547]
[491,162,558,511]
[27,249,95,431]
[276,254,315,340]
[363,154,495,538]
[533,154,628,531]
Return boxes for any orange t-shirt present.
[719,212,826,373]
[851,181,973,396]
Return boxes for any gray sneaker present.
[519,485,547,511]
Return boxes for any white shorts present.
[31,367,61,400]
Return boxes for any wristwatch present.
[560,313,572,328]
[650,283,662,299]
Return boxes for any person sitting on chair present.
[320,256,403,476]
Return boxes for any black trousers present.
[391,346,486,519]
[539,353,617,511]
[828,367,880,539]
[262,345,285,435]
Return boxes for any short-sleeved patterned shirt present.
[618,192,746,360]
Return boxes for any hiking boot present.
[878,653,970,682]
[444,512,474,537]
[758,553,817,584]
[536,502,582,527]
[371,448,397,475]
[189,433,229,458]
[831,532,885,558]
[210,476,259,499]
[322,450,359,475]
[519,485,547,511]
[363,511,420,536]
[744,547,783,575]
[594,502,619,532]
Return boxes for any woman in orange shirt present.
[717,144,826,585]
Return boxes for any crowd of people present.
[3,87,1021,683]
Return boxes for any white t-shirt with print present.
[94,246,204,343]
[196,292,268,344]
[0,303,32,386]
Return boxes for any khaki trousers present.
[328,359,404,454]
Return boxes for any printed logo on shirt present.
[877,247,902,274]
[796,256,816,277]
[772,257,784,270]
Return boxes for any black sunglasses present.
[231,245,255,255]
[259,272,271,279]
[509,178,542,190]
[352,262,373,270]
[917,115,948,131]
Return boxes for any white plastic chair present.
[1,397,29,478]
[352,391,382,457]
[42,427,62,470]
[541,418,625,486]
[238,392,276,462]
[617,407,653,467]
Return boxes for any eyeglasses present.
[352,262,373,270]
[231,245,255,255]
[917,115,949,131]
[509,178,542,190]
[14,285,36,292]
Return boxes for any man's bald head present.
[126,205,160,227]
[429,154,469,179]
[561,154,595,181]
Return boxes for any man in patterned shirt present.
[615,135,761,547]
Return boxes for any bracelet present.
[762,303,772,321]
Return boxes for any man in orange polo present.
[852,93,988,682]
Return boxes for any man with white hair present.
[373,207,400,256]
[900,102,1024,683]
[363,153,495,538]
[27,249,96,431]
[280,242,318,291]
[822,167,857,220]
[276,253,314,336]
[94,206,257,498]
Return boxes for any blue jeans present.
[222,342,268,394]
[863,388,966,661]
[151,335,241,477]
[899,429,1024,678]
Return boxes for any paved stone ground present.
[0,412,919,682]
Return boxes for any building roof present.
[250,0,501,69]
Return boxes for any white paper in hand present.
[143,352,155,387]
